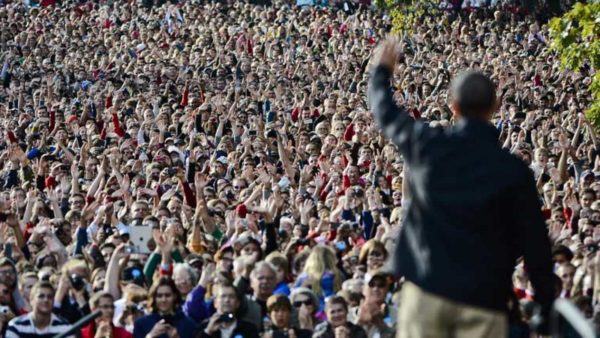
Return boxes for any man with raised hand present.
[368,36,555,337]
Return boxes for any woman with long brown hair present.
[132,277,196,338]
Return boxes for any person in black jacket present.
[368,37,555,337]
[53,259,91,324]
[198,282,259,338]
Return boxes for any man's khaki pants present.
[397,282,508,338]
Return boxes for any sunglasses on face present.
[293,300,312,307]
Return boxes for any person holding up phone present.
[133,277,196,338]
[53,259,92,324]
[198,283,258,338]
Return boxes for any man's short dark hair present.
[552,245,574,261]
[450,71,497,118]
[582,188,596,200]
[215,282,240,302]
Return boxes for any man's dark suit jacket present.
[368,65,555,314]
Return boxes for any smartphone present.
[195,114,203,133]
[124,244,137,254]
[4,243,12,260]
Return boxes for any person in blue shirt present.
[266,252,291,296]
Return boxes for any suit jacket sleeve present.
[512,167,555,315]
[368,65,434,161]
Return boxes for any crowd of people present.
[0,0,595,337]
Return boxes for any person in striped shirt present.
[5,281,74,338]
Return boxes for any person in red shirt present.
[81,292,132,338]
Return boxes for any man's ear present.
[449,101,461,119]
[493,97,501,115]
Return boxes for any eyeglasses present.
[369,251,384,258]
[293,300,312,307]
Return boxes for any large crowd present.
[0,0,595,337]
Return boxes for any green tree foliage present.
[549,2,600,129]
[376,0,440,33]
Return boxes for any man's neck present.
[32,312,52,329]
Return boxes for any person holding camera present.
[53,259,92,324]
[198,282,258,338]
[0,281,17,337]
[0,258,27,315]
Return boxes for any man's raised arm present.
[368,37,430,158]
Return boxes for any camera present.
[352,187,364,199]
[297,238,309,246]
[127,303,145,313]
[0,306,9,315]
[103,225,114,236]
[301,191,313,202]
[586,244,598,254]
[54,227,64,237]
[217,313,234,323]
[70,274,85,291]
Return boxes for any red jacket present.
[81,322,132,338]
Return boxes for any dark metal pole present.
[52,310,102,338]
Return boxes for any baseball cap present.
[366,270,392,287]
